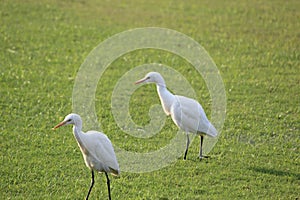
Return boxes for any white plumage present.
[135,72,218,160]
[53,113,119,200]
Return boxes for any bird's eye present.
[67,119,72,122]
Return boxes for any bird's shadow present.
[249,166,300,180]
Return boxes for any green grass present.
[1,0,299,199]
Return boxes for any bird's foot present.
[199,155,209,160]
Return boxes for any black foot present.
[199,155,210,160]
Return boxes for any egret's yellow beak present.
[135,77,148,85]
[52,121,66,130]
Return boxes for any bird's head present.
[135,71,166,87]
[52,113,82,130]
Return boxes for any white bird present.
[135,72,218,160]
[53,113,119,200]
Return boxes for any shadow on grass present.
[249,166,300,180]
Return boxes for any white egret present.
[135,72,218,160]
[53,113,119,200]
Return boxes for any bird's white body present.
[157,83,217,137]
[135,72,218,159]
[73,127,120,176]
[53,113,119,199]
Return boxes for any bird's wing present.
[171,95,217,137]
[84,131,120,175]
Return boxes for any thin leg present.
[199,136,209,160]
[184,133,190,160]
[199,135,204,159]
[105,172,111,200]
[86,170,94,200]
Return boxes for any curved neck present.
[73,125,84,147]
[157,82,166,88]
[157,84,175,114]
[72,117,83,134]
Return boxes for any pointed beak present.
[135,77,147,85]
[52,121,66,130]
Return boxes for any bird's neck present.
[73,126,84,147]
[157,84,175,115]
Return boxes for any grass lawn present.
[1,0,299,199]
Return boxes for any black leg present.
[199,135,204,159]
[105,172,111,200]
[199,136,209,160]
[86,170,94,200]
[184,133,190,160]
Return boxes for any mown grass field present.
[1,0,299,199]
